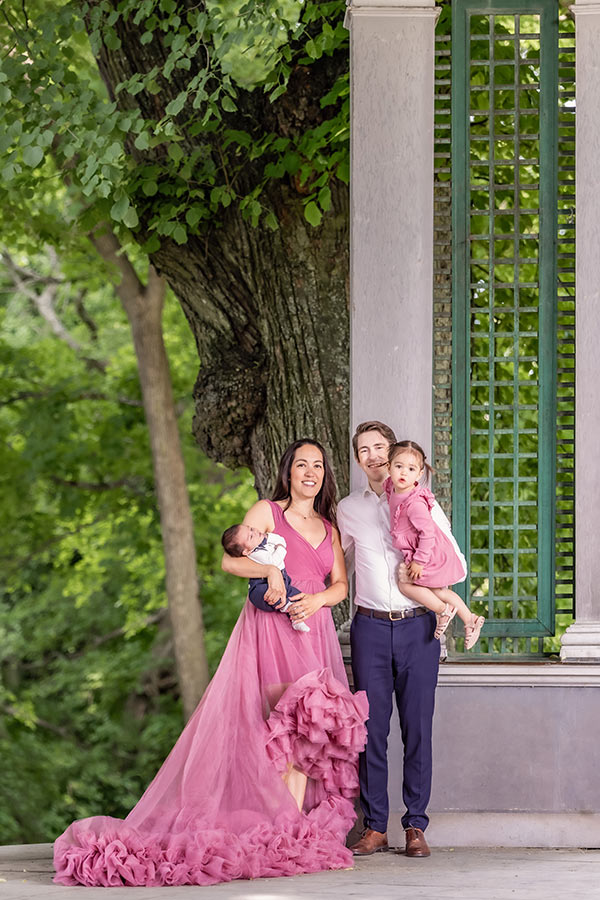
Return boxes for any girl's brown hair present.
[271,439,338,525]
[388,440,434,484]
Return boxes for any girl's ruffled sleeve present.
[407,494,436,566]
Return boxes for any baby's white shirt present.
[248,532,287,571]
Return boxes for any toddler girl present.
[385,440,485,650]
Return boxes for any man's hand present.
[407,561,423,581]
[397,562,411,585]
[264,566,286,608]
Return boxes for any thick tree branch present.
[88,224,146,312]
[1,390,144,407]
[49,474,147,496]
[74,290,100,341]
[1,249,107,373]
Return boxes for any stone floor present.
[0,843,598,900]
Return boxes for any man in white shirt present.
[337,421,438,859]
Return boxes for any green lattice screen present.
[451,0,560,652]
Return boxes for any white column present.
[560,1,600,660]
[347,0,440,489]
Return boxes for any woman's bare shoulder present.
[242,499,276,531]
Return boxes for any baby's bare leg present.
[397,581,446,614]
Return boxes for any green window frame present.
[451,0,559,649]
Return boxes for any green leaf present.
[105,30,122,51]
[221,96,236,113]
[318,186,331,212]
[305,39,318,59]
[336,158,350,184]
[269,84,287,103]
[123,206,139,229]
[134,132,150,151]
[22,146,44,168]
[264,211,278,231]
[168,143,184,164]
[110,193,130,223]
[304,201,322,227]
[172,224,187,244]
[185,207,203,228]
[282,152,301,175]
[142,180,158,196]
[165,93,187,116]
[2,163,16,182]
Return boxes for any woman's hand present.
[407,561,423,581]
[264,566,286,608]
[288,592,326,623]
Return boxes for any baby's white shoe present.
[292,620,310,633]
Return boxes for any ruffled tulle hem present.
[53,794,356,887]
[54,667,368,887]
[265,668,369,798]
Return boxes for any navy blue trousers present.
[350,609,439,834]
[248,568,300,612]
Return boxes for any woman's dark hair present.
[271,439,338,526]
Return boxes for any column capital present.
[344,0,440,28]
[570,3,600,15]
[348,0,436,7]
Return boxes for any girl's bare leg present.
[282,763,307,812]
[396,581,446,614]
[431,588,486,648]
[430,587,475,627]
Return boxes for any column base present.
[560,621,600,660]
[388,812,600,849]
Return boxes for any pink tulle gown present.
[54,500,368,887]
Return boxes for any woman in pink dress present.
[53,439,367,887]
[385,440,485,650]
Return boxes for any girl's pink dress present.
[53,500,368,887]
[385,480,467,588]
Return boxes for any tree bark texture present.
[89,3,350,498]
[91,228,210,720]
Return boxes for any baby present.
[221,524,309,633]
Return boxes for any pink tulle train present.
[54,501,368,887]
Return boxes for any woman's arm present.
[288,527,348,622]
[220,499,286,604]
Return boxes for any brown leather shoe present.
[404,827,431,858]
[350,828,389,856]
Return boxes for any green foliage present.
[0,249,256,843]
[0,0,349,248]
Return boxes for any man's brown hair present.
[352,421,397,459]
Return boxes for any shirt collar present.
[362,484,387,501]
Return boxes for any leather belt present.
[356,605,429,622]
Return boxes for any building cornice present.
[438,662,600,687]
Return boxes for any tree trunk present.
[91,228,210,719]
[89,4,350,498]
[155,184,350,497]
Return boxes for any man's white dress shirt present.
[337,486,417,612]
